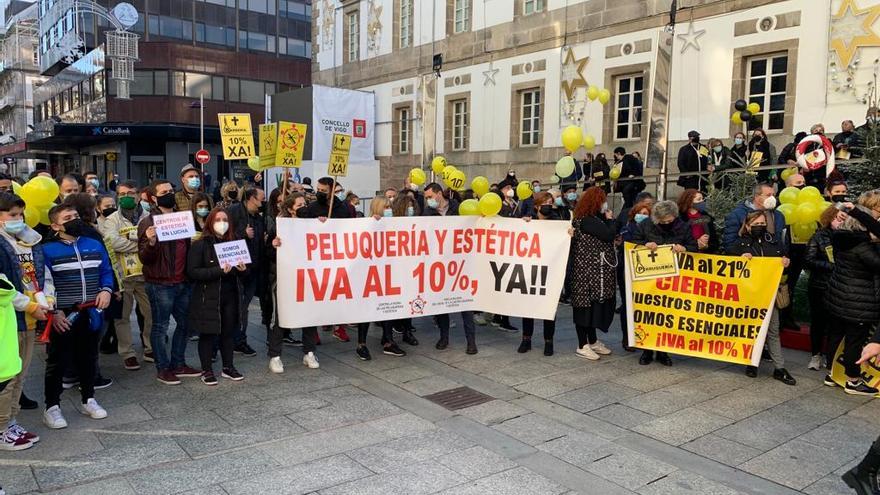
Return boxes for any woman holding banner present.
[569,187,617,361]
[616,200,653,353]
[728,211,796,385]
[187,208,247,385]
[518,192,560,356]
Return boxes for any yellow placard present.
[625,243,783,366]
[830,341,880,393]
[259,123,277,167]
[629,245,679,281]
[218,113,255,160]
[275,121,308,168]
[328,133,351,177]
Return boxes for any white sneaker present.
[80,398,107,420]
[575,344,600,361]
[302,352,320,369]
[808,354,823,370]
[590,341,612,355]
[269,356,284,374]
[43,405,68,429]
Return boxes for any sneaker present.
[392,325,403,335]
[823,374,838,387]
[18,392,37,410]
[8,423,39,443]
[517,339,532,354]
[269,356,284,374]
[498,323,518,333]
[0,428,32,451]
[745,366,758,378]
[93,376,113,389]
[221,368,244,381]
[156,370,181,385]
[356,346,372,361]
[172,365,202,378]
[61,378,78,390]
[543,341,554,356]
[576,344,600,361]
[43,405,67,429]
[201,371,218,386]
[80,398,107,419]
[123,356,141,370]
[773,368,797,386]
[383,343,406,357]
[845,379,879,396]
[303,352,320,369]
[283,336,303,346]
[189,335,199,342]
[143,351,155,363]
[435,337,449,350]
[234,343,257,357]
[402,331,419,346]
[332,326,351,342]
[807,354,823,371]
[589,341,612,355]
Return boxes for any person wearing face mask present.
[225,187,266,357]
[730,132,749,168]
[95,195,116,231]
[41,205,114,428]
[615,200,654,352]
[677,189,717,253]
[217,181,240,210]
[99,181,153,371]
[84,172,102,193]
[189,193,212,239]
[722,183,786,252]
[748,129,772,183]
[175,164,207,212]
[633,200,698,366]
[824,170,848,205]
[0,193,52,450]
[777,132,807,171]
[138,180,201,385]
[728,211,795,385]
[803,206,844,372]
[586,154,611,193]
[560,186,578,214]
[677,130,710,192]
[345,191,361,218]
[56,174,82,203]
[706,138,732,190]
[187,208,247,385]
[612,147,645,209]
[300,177,352,220]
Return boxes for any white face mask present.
[505,189,515,198]
[214,220,229,235]
[762,196,777,210]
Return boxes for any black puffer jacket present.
[826,229,880,324]
[186,236,248,334]
[632,218,699,252]
[726,234,785,258]
[805,226,833,291]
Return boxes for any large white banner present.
[277,217,571,328]
[312,85,375,164]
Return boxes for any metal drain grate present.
[422,386,494,410]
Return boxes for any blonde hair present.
[841,190,880,231]
[369,196,391,217]
[221,181,239,198]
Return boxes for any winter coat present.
[730,144,749,167]
[722,201,786,252]
[570,215,617,306]
[681,211,719,254]
[43,236,114,310]
[423,198,461,217]
[0,227,50,331]
[748,138,771,167]
[227,202,266,269]
[633,218,699,252]
[186,236,247,334]
[137,212,191,285]
[99,209,145,281]
[676,143,709,189]
[805,226,833,291]
[726,233,785,258]
[826,229,880,324]
[0,274,21,383]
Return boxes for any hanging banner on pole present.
[275,122,308,168]
[624,243,782,366]
[276,217,571,328]
[218,113,255,159]
[259,123,277,169]
[328,133,351,177]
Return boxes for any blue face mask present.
[406,206,415,216]
[383,208,393,217]
[186,177,201,190]
[533,185,541,193]
[140,200,152,212]
[693,202,707,213]
[566,192,577,202]
[635,213,649,224]
[734,137,744,146]
[713,146,723,153]
[88,178,100,189]
[554,197,564,207]
[196,207,210,218]
[426,198,439,209]
[335,192,346,201]
[3,219,25,235]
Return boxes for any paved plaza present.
[0,306,875,495]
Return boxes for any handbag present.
[775,284,791,309]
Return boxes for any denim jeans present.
[146,283,192,371]
[436,311,476,342]
[236,276,258,346]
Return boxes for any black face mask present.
[658,222,675,231]
[258,202,266,214]
[794,185,805,190]
[751,225,767,238]
[316,191,328,204]
[62,218,88,237]
[155,193,176,209]
[539,205,553,217]
[831,194,847,203]
[101,207,117,218]
[227,190,238,200]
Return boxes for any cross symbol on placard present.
[339,136,346,145]
[648,251,659,262]
[231,116,240,126]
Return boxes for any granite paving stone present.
[636,469,748,495]
[681,434,763,467]
[434,466,569,495]
[457,399,530,426]
[222,453,372,495]
[436,445,519,479]
[491,413,578,446]
[347,428,476,473]
[588,404,657,430]
[739,439,851,490]
[551,381,642,413]
[582,443,678,491]
[633,407,733,446]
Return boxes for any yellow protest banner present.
[218,113,255,160]
[328,133,351,177]
[629,245,679,281]
[259,123,277,169]
[624,243,782,366]
[276,121,308,168]
[829,342,880,393]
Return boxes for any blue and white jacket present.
[42,236,114,310]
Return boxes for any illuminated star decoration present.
[560,47,588,102]
[830,0,880,68]
[677,21,706,53]
[482,65,499,86]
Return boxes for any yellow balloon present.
[609,166,621,180]
[794,202,820,224]
[247,156,261,171]
[792,221,817,240]
[459,199,480,216]
[448,169,466,191]
[598,89,611,105]
[778,203,796,225]
[471,176,489,196]
[516,181,533,200]
[23,206,39,228]
[38,203,55,225]
[555,156,576,178]
[583,134,596,150]
[409,168,427,186]
[11,181,21,194]
[779,187,800,205]
[796,186,823,205]
[441,165,457,186]
[731,112,743,125]
[587,85,599,101]
[431,156,447,175]
[561,125,583,152]
[747,102,761,114]
[779,167,797,182]
[21,176,59,207]
[478,192,502,217]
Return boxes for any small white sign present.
[111,2,139,29]
[214,240,252,267]
[154,211,196,242]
